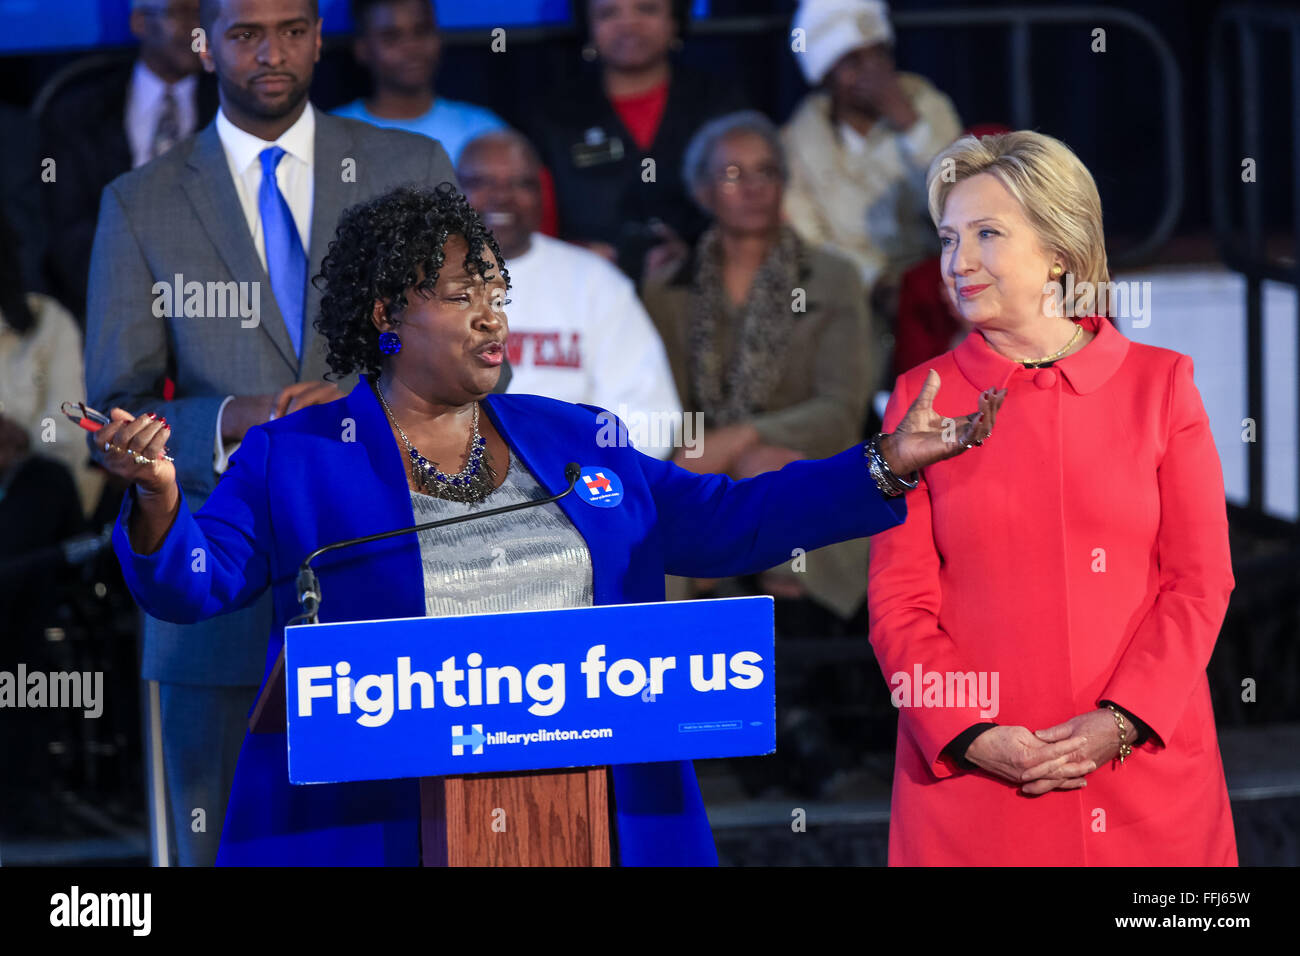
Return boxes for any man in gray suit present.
[84,0,461,865]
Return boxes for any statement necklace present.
[373,380,498,503]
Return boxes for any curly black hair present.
[313,182,509,381]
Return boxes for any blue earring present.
[378,330,402,355]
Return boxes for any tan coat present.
[642,241,882,619]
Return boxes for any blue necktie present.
[258,146,306,359]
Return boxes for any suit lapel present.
[180,123,297,372]
[300,114,355,384]
[344,376,411,500]
[323,380,423,614]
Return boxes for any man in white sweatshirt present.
[458,130,682,459]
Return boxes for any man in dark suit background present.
[40,0,219,321]
[83,0,459,865]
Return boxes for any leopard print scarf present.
[686,225,808,427]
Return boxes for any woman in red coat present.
[868,130,1237,865]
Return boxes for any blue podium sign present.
[283,596,775,784]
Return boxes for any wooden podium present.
[250,649,611,866]
[418,770,609,866]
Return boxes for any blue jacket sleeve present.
[111,425,274,625]
[637,442,907,578]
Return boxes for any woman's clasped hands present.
[963,708,1127,795]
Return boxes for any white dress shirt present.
[212,103,316,473]
[215,102,315,268]
[125,60,199,169]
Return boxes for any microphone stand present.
[286,462,582,626]
[250,462,582,735]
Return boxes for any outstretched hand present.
[880,369,1006,476]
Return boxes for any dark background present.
[1,1,1292,249]
[2,0,1297,866]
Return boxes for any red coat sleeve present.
[1099,354,1235,745]
[867,371,992,779]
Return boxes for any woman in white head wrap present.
[781,0,962,309]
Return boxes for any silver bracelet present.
[865,433,919,497]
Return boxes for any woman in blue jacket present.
[100,184,1004,866]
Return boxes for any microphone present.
[287,461,583,626]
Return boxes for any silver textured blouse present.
[409,448,594,617]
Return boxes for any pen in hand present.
[62,401,176,463]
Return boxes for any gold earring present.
[1051,265,1063,277]
[582,44,599,62]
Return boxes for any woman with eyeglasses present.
[642,110,886,630]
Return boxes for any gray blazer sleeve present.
[83,182,227,498]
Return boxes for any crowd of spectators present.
[1,0,974,850]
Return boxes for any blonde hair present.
[926,131,1109,317]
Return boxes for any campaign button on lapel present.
[576,467,624,508]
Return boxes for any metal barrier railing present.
[644,5,1186,268]
[31,6,1182,267]
[1210,3,1300,526]
[891,6,1183,266]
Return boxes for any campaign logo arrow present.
[451,724,485,755]
[454,728,486,748]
